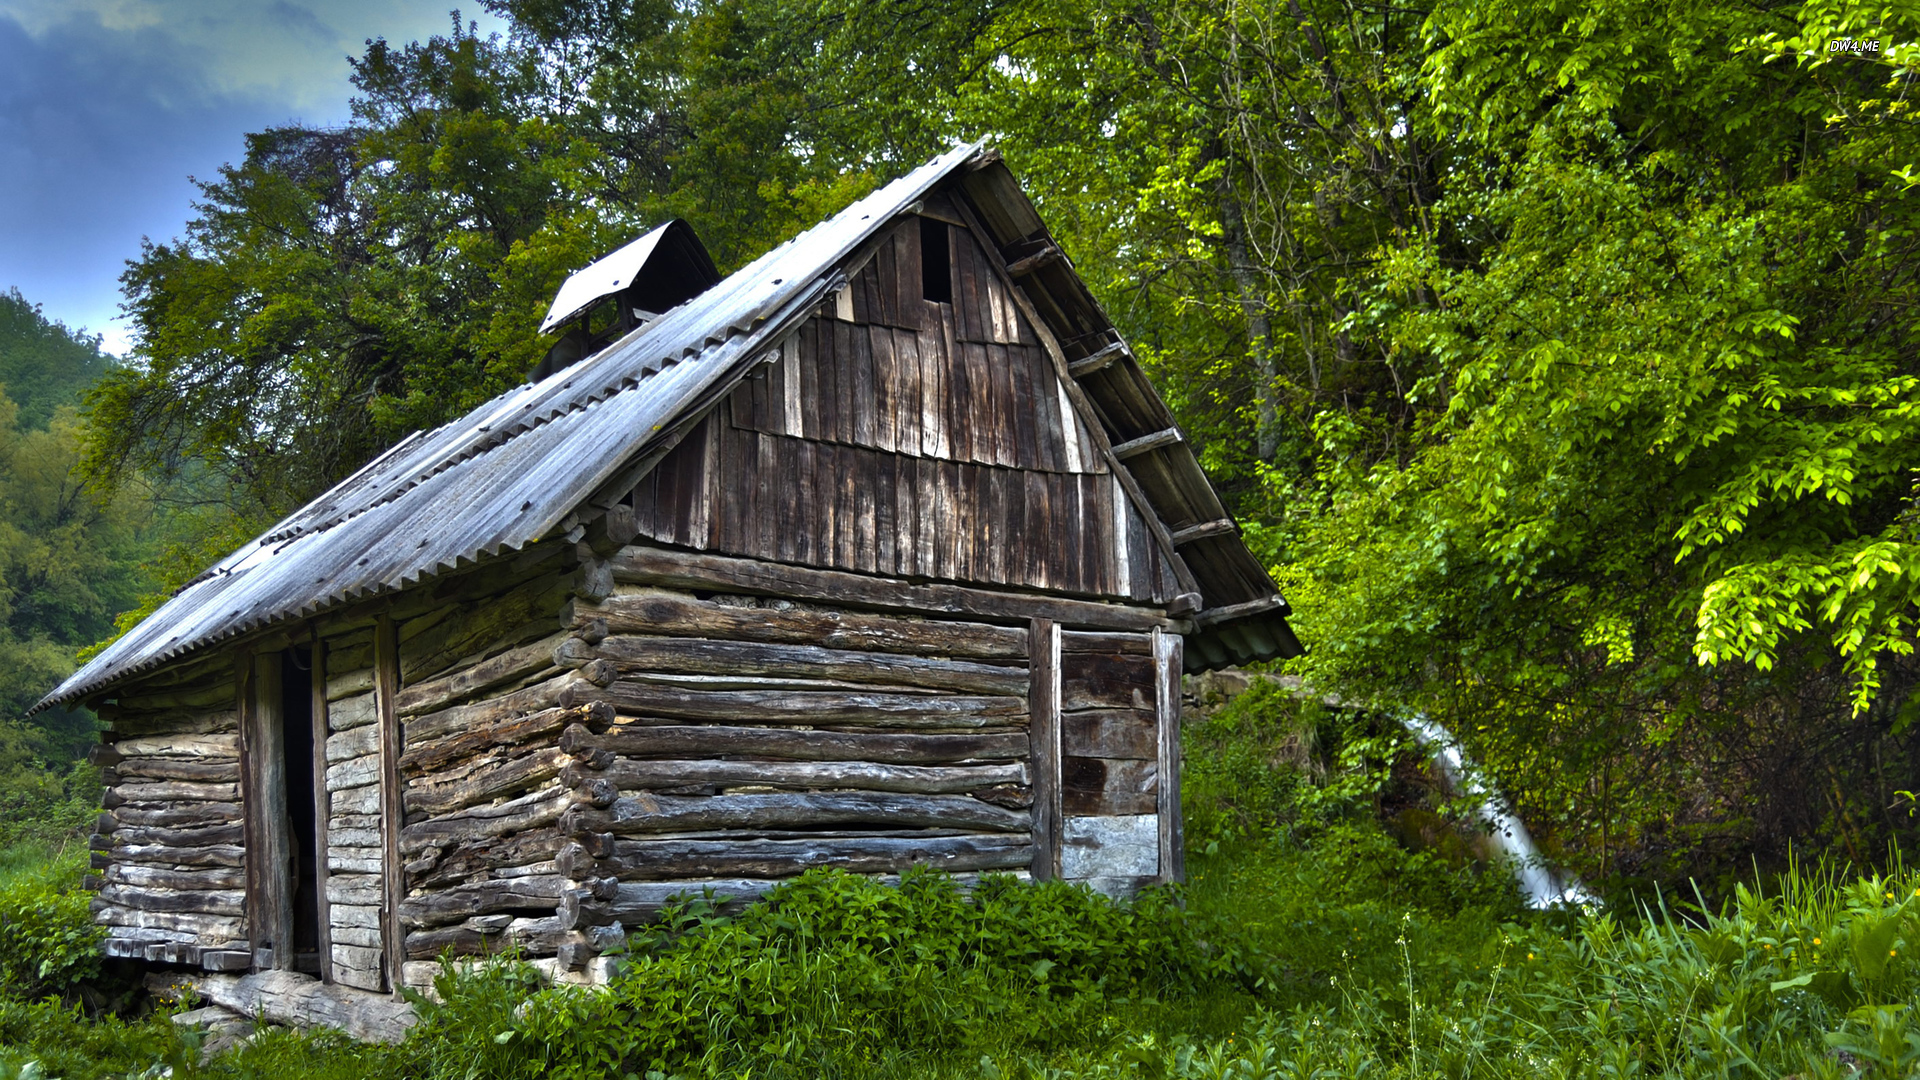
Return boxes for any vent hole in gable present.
[920,216,952,303]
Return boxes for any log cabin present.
[33,143,1302,1027]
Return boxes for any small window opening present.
[920,217,952,303]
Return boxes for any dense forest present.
[30,0,1920,892]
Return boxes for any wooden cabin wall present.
[628,216,1183,603]
[385,552,589,992]
[551,575,1038,966]
[316,627,385,991]
[89,653,249,970]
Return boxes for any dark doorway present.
[280,648,323,974]
[920,216,952,303]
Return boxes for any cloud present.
[0,1,504,352]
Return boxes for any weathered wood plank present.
[573,592,1027,660]
[111,843,247,868]
[92,903,244,940]
[398,785,571,853]
[110,822,246,847]
[110,733,239,760]
[108,803,242,829]
[98,883,245,916]
[394,630,573,718]
[105,864,246,891]
[590,682,1024,728]
[375,616,403,994]
[1061,709,1155,761]
[562,791,1029,837]
[572,636,1027,696]
[403,669,606,744]
[399,703,603,776]
[571,833,1030,882]
[609,547,1175,632]
[562,724,1026,765]
[1061,757,1158,816]
[1154,628,1184,884]
[1028,618,1062,881]
[112,758,241,783]
[399,875,567,929]
[1062,652,1155,712]
[568,757,1024,795]
[403,748,569,816]
[107,779,240,805]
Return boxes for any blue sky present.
[0,0,505,354]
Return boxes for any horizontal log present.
[399,875,568,929]
[400,703,605,777]
[1061,710,1156,760]
[572,593,1027,660]
[174,970,416,1044]
[326,723,379,764]
[114,758,240,783]
[112,823,245,847]
[573,834,1031,882]
[395,630,574,717]
[590,683,1024,728]
[108,780,239,805]
[329,692,377,731]
[404,748,569,816]
[112,843,246,868]
[327,876,382,907]
[410,829,565,891]
[106,803,241,829]
[99,707,239,737]
[326,666,375,702]
[105,864,245,891]
[333,783,381,816]
[98,883,245,916]
[326,754,382,791]
[404,669,607,744]
[1066,341,1128,378]
[573,637,1027,697]
[110,732,240,760]
[329,828,381,848]
[570,758,1026,796]
[1061,631,1151,655]
[109,683,237,712]
[562,724,1026,765]
[563,792,1029,837]
[399,785,571,853]
[329,851,384,874]
[330,902,384,929]
[331,924,384,949]
[1062,758,1158,816]
[94,903,244,940]
[1110,428,1181,459]
[1062,653,1155,712]
[610,546,1175,632]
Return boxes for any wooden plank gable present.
[630,216,1181,603]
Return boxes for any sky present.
[0,0,506,354]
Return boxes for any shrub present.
[409,868,1243,1079]
[0,848,99,1001]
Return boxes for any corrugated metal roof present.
[36,143,987,713]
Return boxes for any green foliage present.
[413,867,1235,1078]
[0,293,111,433]
[0,848,100,1002]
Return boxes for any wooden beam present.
[1153,628,1184,884]
[608,546,1177,632]
[1005,246,1062,277]
[373,617,403,997]
[242,652,293,971]
[1169,519,1236,546]
[309,638,333,984]
[1067,342,1127,379]
[1193,595,1289,628]
[1110,429,1182,460]
[164,970,416,1044]
[1029,618,1062,881]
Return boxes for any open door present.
[241,648,327,973]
